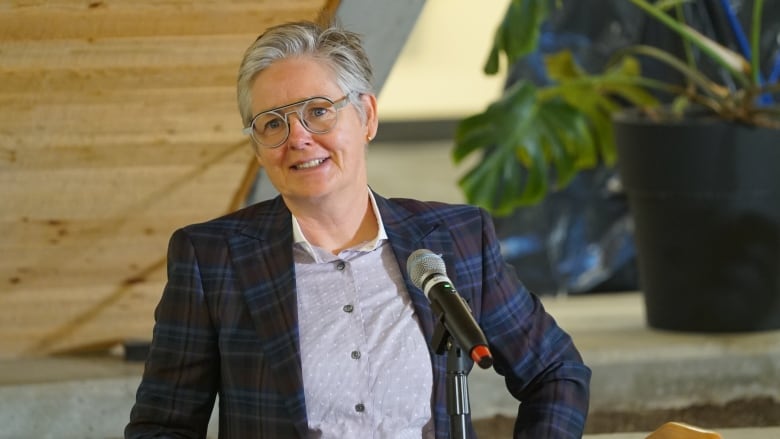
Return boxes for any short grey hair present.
[237,21,375,129]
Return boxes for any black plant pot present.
[614,111,780,332]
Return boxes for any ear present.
[360,93,379,140]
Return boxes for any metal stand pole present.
[446,341,470,439]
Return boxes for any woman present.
[126,21,590,439]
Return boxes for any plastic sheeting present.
[493,0,780,295]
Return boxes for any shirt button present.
[343,304,354,313]
[355,403,365,413]
[351,350,361,360]
[335,261,346,271]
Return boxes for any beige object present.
[646,422,723,439]
[0,0,337,358]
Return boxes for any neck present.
[287,188,378,255]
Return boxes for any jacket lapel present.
[376,193,458,342]
[376,193,458,438]
[227,197,308,437]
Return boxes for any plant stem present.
[627,0,752,87]
[751,0,764,85]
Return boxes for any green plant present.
[454,0,780,215]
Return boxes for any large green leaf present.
[484,0,549,75]
[457,46,668,214]
[536,101,596,186]
[453,81,600,215]
[544,50,587,81]
[544,51,658,164]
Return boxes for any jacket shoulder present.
[178,197,285,237]
[386,196,485,224]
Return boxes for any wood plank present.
[1,255,169,302]
[0,280,166,358]
[1,160,251,219]
[0,0,329,40]
[0,88,245,144]
[1,160,254,288]
[0,36,251,92]
[1,139,256,171]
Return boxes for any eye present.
[311,107,328,117]
[304,98,337,119]
[254,113,285,134]
[307,105,333,119]
[264,118,283,130]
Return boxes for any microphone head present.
[406,249,447,291]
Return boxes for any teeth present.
[295,159,325,169]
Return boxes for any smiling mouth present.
[293,158,327,170]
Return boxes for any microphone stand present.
[431,314,471,439]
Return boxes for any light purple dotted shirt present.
[292,192,435,439]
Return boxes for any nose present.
[285,113,311,146]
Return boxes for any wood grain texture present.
[0,0,337,358]
[0,0,326,40]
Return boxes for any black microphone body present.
[407,249,493,369]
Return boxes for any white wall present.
[378,0,511,121]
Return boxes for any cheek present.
[254,149,282,170]
[332,134,365,162]
[334,121,368,151]
[254,151,265,168]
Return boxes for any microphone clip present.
[430,302,454,356]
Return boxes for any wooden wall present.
[0,0,338,358]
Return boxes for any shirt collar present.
[292,189,388,254]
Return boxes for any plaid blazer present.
[126,192,590,439]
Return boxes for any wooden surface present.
[0,0,337,358]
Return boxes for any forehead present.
[250,57,342,113]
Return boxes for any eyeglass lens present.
[251,97,340,147]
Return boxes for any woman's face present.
[249,56,378,207]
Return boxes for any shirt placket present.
[335,254,373,435]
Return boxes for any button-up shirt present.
[293,191,435,439]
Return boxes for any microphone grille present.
[406,249,447,290]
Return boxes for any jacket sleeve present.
[475,208,591,438]
[125,228,219,439]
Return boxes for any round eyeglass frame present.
[242,93,354,148]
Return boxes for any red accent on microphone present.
[470,345,493,369]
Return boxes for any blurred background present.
[1,0,779,437]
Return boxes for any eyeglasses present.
[243,94,353,148]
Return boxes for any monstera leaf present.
[454,50,656,214]
[454,82,556,214]
[455,0,776,215]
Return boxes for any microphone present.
[407,249,493,369]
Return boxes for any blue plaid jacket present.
[126,192,590,438]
